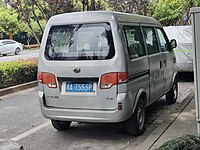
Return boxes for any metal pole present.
[191,7,200,137]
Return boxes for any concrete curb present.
[137,91,195,150]
[0,81,38,97]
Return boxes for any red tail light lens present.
[37,72,42,83]
[100,72,128,89]
[118,72,128,84]
[37,72,57,88]
[100,73,117,89]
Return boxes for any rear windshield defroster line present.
[44,23,115,61]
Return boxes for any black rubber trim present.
[128,70,149,82]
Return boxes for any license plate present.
[66,82,94,93]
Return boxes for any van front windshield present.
[44,23,115,61]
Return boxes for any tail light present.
[37,72,57,88]
[100,72,128,89]
[118,72,128,84]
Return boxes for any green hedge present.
[0,58,38,89]
[156,135,200,150]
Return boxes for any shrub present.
[0,58,38,89]
[156,135,200,150]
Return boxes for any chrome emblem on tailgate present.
[73,68,81,73]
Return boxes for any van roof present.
[48,11,160,25]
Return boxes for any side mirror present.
[170,39,177,50]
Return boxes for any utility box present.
[191,7,200,136]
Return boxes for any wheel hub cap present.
[137,106,144,130]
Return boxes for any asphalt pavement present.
[0,49,38,62]
[0,80,194,150]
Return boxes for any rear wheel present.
[2,54,7,56]
[51,120,71,131]
[15,48,20,55]
[166,80,178,104]
[126,99,146,136]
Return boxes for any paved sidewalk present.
[135,91,196,150]
[150,97,196,149]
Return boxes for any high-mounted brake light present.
[100,72,128,89]
[37,72,57,88]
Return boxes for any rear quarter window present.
[44,23,115,61]
[124,26,146,59]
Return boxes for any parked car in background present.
[164,26,193,72]
[0,39,23,56]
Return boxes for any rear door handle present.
[173,57,176,63]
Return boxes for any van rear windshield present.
[44,23,115,61]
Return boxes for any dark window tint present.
[2,41,15,45]
[45,23,115,61]
[156,28,169,52]
[142,27,159,55]
[8,41,15,44]
[10,41,16,44]
[124,26,145,59]
[2,41,8,45]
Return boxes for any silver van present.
[38,11,178,136]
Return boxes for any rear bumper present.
[38,91,132,123]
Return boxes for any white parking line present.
[10,121,51,141]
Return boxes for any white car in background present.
[0,39,23,56]
[164,26,193,72]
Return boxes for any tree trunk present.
[27,21,40,45]
[9,34,13,40]
[86,0,89,10]
[35,1,48,22]
[26,36,32,46]
[82,0,85,11]
[96,0,101,10]
[91,0,95,10]
[32,4,44,33]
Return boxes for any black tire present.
[15,48,20,55]
[126,99,146,136]
[166,80,178,105]
[2,54,7,56]
[51,120,71,131]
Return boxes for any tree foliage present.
[108,0,151,15]
[153,0,200,26]
[156,135,200,150]
[82,0,109,11]
[5,0,47,43]
[0,4,25,36]
[3,0,109,43]
[42,0,77,19]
